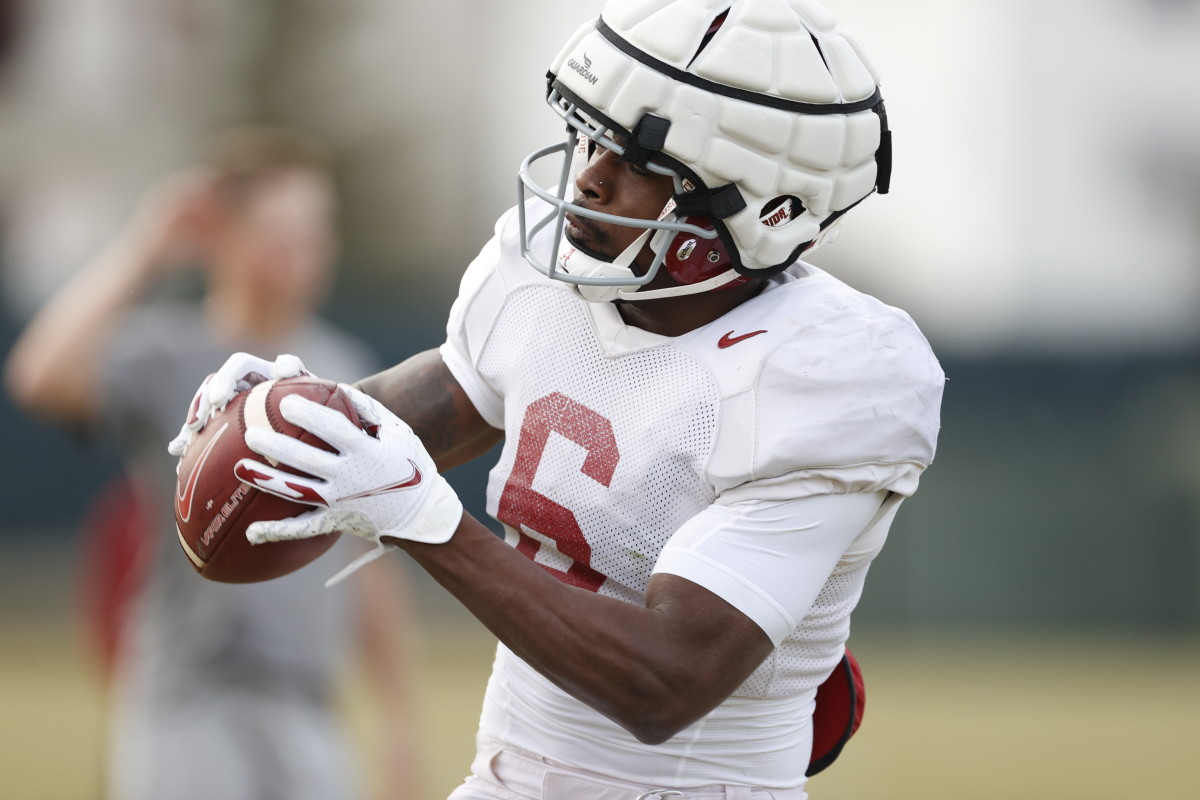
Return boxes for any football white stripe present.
[242,380,279,466]
[176,527,206,568]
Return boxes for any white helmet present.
[518,0,891,302]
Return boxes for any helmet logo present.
[760,197,796,228]
[567,53,599,85]
[676,238,697,261]
[558,245,576,273]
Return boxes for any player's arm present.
[4,171,217,423]
[396,519,773,744]
[4,241,144,422]
[392,492,881,745]
[354,348,502,472]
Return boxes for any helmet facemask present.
[518,90,745,302]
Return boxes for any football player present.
[169,1,944,797]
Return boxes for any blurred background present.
[0,1,1197,798]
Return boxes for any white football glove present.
[167,352,307,457]
[234,384,463,585]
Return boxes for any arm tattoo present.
[356,349,500,470]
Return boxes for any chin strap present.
[611,267,744,301]
[565,223,745,303]
[562,228,655,302]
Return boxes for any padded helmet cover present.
[546,0,889,276]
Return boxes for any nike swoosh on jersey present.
[336,459,423,502]
[176,421,230,524]
[717,329,768,348]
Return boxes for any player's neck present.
[614,280,764,337]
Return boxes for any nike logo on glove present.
[176,422,229,523]
[336,460,423,501]
[718,329,767,348]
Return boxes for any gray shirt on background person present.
[98,302,378,800]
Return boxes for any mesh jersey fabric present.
[439,199,943,786]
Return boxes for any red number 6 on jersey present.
[496,393,618,592]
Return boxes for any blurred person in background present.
[4,126,421,800]
[167,1,943,798]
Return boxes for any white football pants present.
[447,736,808,800]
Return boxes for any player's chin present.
[564,230,613,262]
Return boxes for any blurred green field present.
[2,617,1198,800]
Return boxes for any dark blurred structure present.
[0,1,21,68]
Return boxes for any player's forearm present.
[4,233,160,421]
[355,349,501,472]
[392,515,768,744]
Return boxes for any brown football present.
[174,375,357,583]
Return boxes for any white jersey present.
[441,200,944,788]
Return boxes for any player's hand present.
[167,352,308,457]
[125,168,222,271]
[235,383,463,548]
